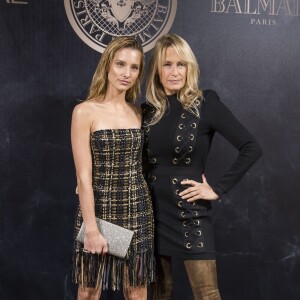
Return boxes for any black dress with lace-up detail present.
[142,90,262,259]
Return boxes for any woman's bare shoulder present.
[72,101,98,117]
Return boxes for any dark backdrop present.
[1,1,299,299]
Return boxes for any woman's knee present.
[77,286,101,300]
[123,286,147,300]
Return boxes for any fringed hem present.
[72,247,155,291]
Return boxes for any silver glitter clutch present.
[76,218,134,258]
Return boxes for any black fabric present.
[142,90,262,259]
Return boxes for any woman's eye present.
[178,62,186,67]
[163,63,171,67]
[116,61,124,67]
[131,65,139,71]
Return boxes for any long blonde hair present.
[86,36,144,103]
[146,34,202,124]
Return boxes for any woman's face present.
[107,48,141,94]
[158,46,187,95]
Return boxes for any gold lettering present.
[153,13,164,22]
[80,15,92,27]
[76,10,86,16]
[226,0,242,13]
[244,0,258,14]
[89,24,99,35]
[250,17,277,24]
[150,22,159,31]
[258,0,275,14]
[157,5,168,14]
[276,0,292,15]
[95,32,105,42]
[7,0,28,4]
[138,28,152,43]
[74,1,85,9]
[211,0,299,17]
[211,0,226,12]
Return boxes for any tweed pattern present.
[73,128,155,290]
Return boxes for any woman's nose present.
[123,66,130,77]
[171,66,179,75]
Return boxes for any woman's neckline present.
[167,93,178,99]
[91,128,142,135]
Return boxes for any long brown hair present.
[86,36,144,103]
[146,34,202,124]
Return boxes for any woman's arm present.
[180,91,262,202]
[204,91,263,197]
[71,103,108,254]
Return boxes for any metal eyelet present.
[151,157,157,163]
[151,175,156,182]
[186,242,192,249]
[177,135,183,141]
[191,201,196,206]
[178,201,183,207]
[197,242,204,248]
[193,211,199,216]
[151,109,155,113]
[172,178,178,184]
[178,123,184,129]
[145,137,148,142]
[195,230,202,236]
[173,158,178,165]
[188,146,193,152]
[181,211,186,217]
[195,99,200,105]
[175,147,180,153]
[181,113,186,118]
[183,220,188,227]
[175,189,180,195]
[191,123,197,128]
[190,134,194,140]
[145,127,150,132]
[185,158,191,164]
[184,232,189,237]
[194,220,200,225]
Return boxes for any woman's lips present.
[119,80,130,85]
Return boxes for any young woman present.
[71,37,154,300]
[142,34,262,300]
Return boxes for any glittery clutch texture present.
[76,218,134,258]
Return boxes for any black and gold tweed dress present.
[73,128,155,290]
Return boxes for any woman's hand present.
[84,229,108,255]
[179,174,219,202]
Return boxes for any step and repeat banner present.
[1,1,299,299]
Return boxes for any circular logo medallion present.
[64,0,177,53]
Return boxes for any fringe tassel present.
[72,247,155,290]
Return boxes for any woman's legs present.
[123,265,147,300]
[184,259,221,300]
[152,255,173,300]
[123,285,147,300]
[77,287,101,300]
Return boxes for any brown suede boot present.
[184,259,221,300]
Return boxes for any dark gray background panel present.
[1,1,299,299]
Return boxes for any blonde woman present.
[143,34,262,300]
[71,37,154,300]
